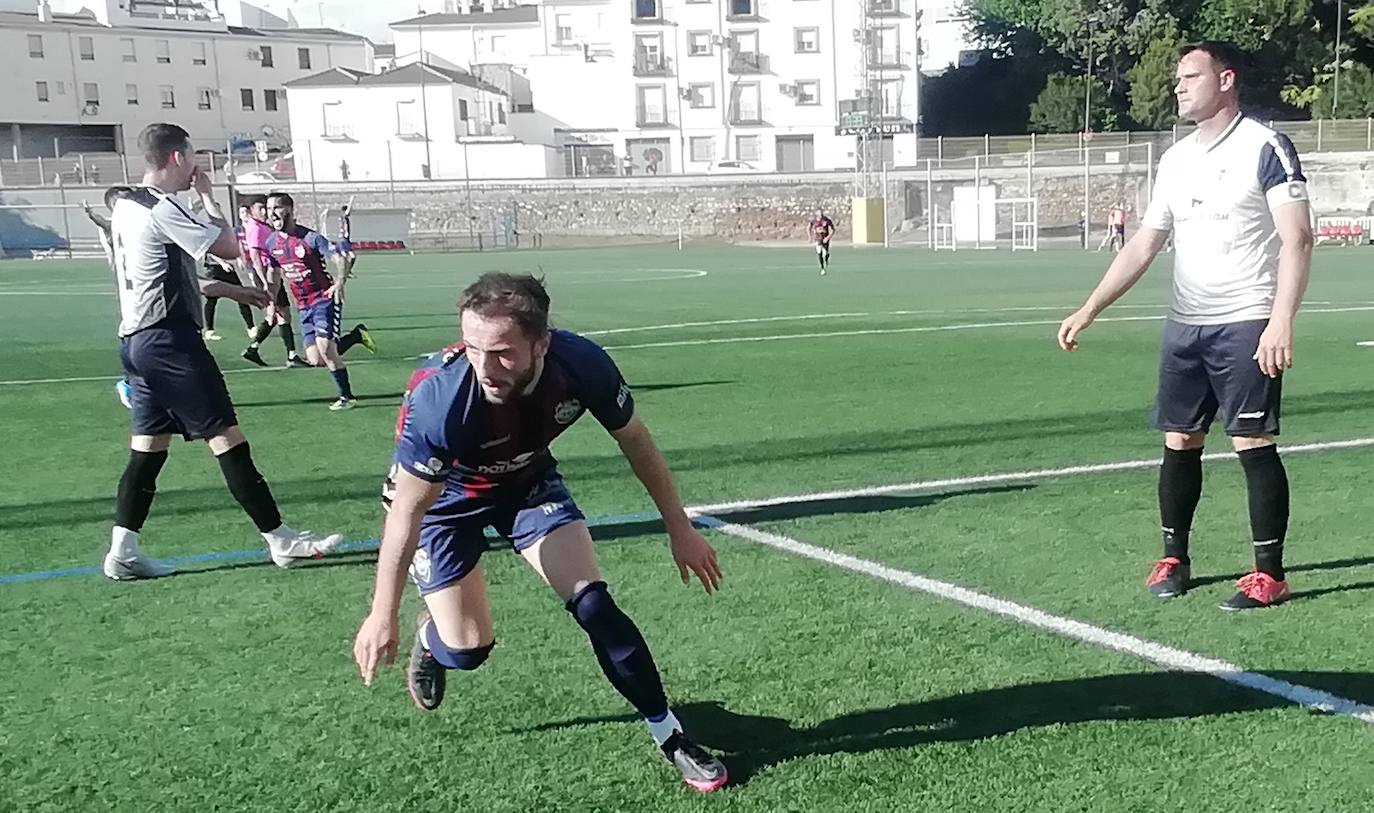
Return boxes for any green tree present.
[1126,18,1183,128]
[1029,72,1112,132]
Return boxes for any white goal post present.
[931,193,1039,252]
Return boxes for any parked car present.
[706,160,760,174]
[234,170,279,184]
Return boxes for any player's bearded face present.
[461,312,550,404]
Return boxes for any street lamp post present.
[417,7,434,179]
[1333,0,1344,117]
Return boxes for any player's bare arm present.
[610,415,722,593]
[325,253,348,302]
[191,169,241,260]
[355,469,445,685]
[1058,227,1171,351]
[1253,202,1315,378]
[199,278,271,309]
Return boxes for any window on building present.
[28,34,43,58]
[121,38,136,62]
[688,83,714,108]
[729,0,756,16]
[156,40,170,63]
[322,102,349,138]
[35,81,49,102]
[688,31,711,56]
[192,42,207,65]
[730,81,761,122]
[796,80,820,105]
[260,45,274,67]
[458,99,469,120]
[298,47,311,69]
[83,82,100,104]
[126,83,139,105]
[160,85,175,109]
[555,13,573,42]
[736,134,761,162]
[198,88,213,110]
[78,36,94,60]
[690,136,715,162]
[397,99,419,135]
[636,85,666,125]
[632,0,659,20]
[264,89,279,111]
[489,35,504,54]
[240,88,255,110]
[794,27,819,53]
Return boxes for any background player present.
[200,253,256,342]
[1056,42,1313,611]
[352,273,728,793]
[337,198,357,279]
[239,194,308,368]
[106,123,342,580]
[261,192,375,410]
[83,186,135,408]
[809,209,835,275]
[1097,204,1128,252]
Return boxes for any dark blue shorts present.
[300,300,340,345]
[119,326,238,441]
[337,239,353,254]
[406,472,586,595]
[1152,319,1281,437]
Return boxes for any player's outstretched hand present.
[669,526,722,594]
[1057,307,1096,351]
[1253,318,1294,379]
[326,284,345,304]
[353,611,399,687]
[230,284,272,309]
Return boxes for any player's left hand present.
[669,525,722,594]
[1254,319,1294,378]
[353,611,399,687]
[326,284,345,304]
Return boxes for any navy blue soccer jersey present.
[393,330,635,515]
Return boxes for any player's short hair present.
[459,273,551,338]
[137,123,192,169]
[103,185,131,210]
[267,191,295,208]
[1178,41,1245,77]
[241,193,268,208]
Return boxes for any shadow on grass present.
[519,670,1374,787]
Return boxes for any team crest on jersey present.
[409,548,432,585]
[294,243,307,258]
[554,399,582,425]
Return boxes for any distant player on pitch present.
[809,209,835,275]
[239,194,309,368]
[1057,41,1314,611]
[260,192,375,410]
[352,273,728,793]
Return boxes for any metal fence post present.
[121,151,130,183]
[1317,118,1324,152]
[983,133,989,159]
[974,155,982,249]
[1367,118,1372,150]
[57,179,73,259]
[1082,145,1090,251]
[386,140,397,207]
[937,135,943,164]
[925,158,933,250]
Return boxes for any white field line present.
[5,304,1374,387]
[697,515,1374,724]
[684,437,1374,517]
[602,306,1374,351]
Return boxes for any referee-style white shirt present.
[1142,114,1309,326]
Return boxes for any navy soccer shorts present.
[1151,318,1281,437]
[119,326,238,440]
[300,300,341,345]
[401,472,586,595]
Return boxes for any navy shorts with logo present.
[1151,318,1281,437]
[404,471,586,595]
[119,326,238,440]
[299,300,340,345]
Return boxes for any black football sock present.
[238,303,255,330]
[1159,446,1203,563]
[329,368,354,399]
[203,298,218,330]
[337,326,361,354]
[114,449,169,532]
[216,442,283,533]
[280,321,297,355]
[566,581,669,721]
[1239,445,1288,580]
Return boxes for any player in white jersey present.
[104,122,343,580]
[1056,42,1314,611]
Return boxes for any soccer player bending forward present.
[1057,41,1314,610]
[353,273,729,792]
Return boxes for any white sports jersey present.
[1142,114,1309,326]
[110,186,221,337]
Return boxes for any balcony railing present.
[868,0,903,15]
[633,54,672,76]
[867,48,910,69]
[728,109,765,125]
[322,124,355,141]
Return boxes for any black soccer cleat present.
[286,354,312,368]
[661,732,728,792]
[1146,557,1190,599]
[240,346,268,367]
[407,610,446,712]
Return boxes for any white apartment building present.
[0,0,374,160]
[283,61,556,182]
[386,0,925,175]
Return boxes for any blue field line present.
[0,509,665,587]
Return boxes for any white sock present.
[261,524,288,541]
[646,710,681,747]
[110,526,140,560]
